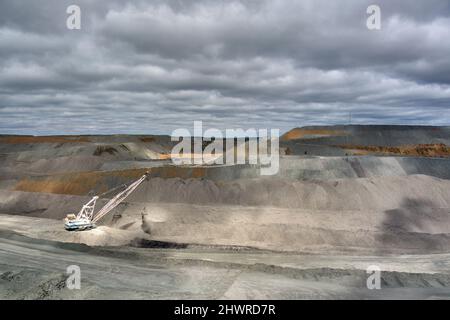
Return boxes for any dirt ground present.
[1,126,450,299]
[2,227,450,299]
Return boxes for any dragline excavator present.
[64,172,149,231]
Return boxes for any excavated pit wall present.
[1,174,450,254]
[1,128,450,254]
[8,156,450,197]
[2,174,450,218]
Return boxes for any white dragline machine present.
[64,172,149,231]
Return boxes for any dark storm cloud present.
[0,0,449,135]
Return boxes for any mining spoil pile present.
[1,126,450,299]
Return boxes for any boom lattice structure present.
[64,172,149,231]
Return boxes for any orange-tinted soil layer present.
[158,153,172,160]
[338,143,450,157]
[14,167,209,195]
[0,136,90,144]
[281,129,347,141]
[139,137,155,143]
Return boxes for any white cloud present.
[0,0,449,135]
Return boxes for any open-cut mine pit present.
[1,125,450,299]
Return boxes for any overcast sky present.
[0,0,449,135]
